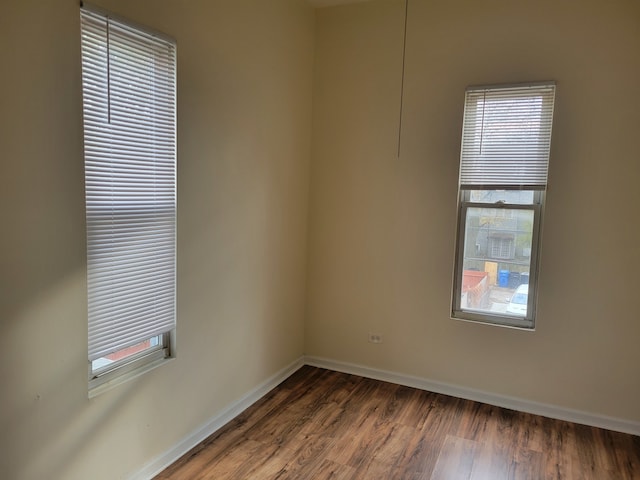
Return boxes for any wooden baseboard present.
[304,355,640,437]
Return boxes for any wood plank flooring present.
[156,366,640,479]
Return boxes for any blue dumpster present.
[520,272,530,285]
[498,270,509,287]
[508,272,521,289]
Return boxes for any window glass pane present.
[91,335,162,373]
[468,189,534,205]
[460,207,534,317]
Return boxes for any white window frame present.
[451,82,555,329]
[80,4,177,395]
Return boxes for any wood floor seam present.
[156,366,640,480]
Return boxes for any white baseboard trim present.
[304,355,640,437]
[130,356,305,480]
[131,354,638,479]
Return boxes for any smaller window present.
[452,83,555,329]
[489,234,514,260]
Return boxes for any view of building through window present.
[91,336,162,372]
[452,82,555,328]
[460,190,535,317]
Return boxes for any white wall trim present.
[130,356,305,480]
[132,354,639,479]
[304,355,640,437]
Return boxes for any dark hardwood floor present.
[156,366,640,479]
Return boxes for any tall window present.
[80,5,177,394]
[452,83,555,329]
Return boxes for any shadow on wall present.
[1,267,161,479]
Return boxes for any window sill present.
[89,353,174,398]
[451,311,535,331]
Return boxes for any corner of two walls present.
[2,0,639,478]
[1,0,315,479]
[305,0,640,424]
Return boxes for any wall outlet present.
[368,333,382,344]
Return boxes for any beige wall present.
[0,1,314,479]
[2,0,640,478]
[307,0,640,422]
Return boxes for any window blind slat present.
[459,84,555,188]
[81,7,177,362]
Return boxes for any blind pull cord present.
[479,91,486,155]
[397,0,408,158]
[107,17,111,124]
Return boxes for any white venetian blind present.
[81,7,177,361]
[459,83,555,189]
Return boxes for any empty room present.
[1,0,639,479]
